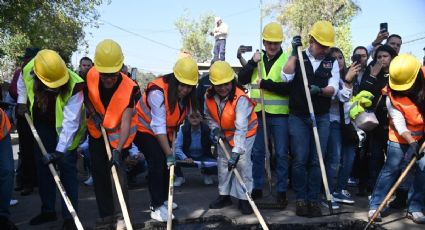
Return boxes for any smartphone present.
[380,23,388,33]
[240,45,253,52]
[351,54,361,63]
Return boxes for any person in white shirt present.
[210,17,228,62]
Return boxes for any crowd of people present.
[0,19,425,230]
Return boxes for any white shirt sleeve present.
[17,72,28,104]
[386,96,409,134]
[56,91,84,153]
[327,60,340,97]
[232,96,253,154]
[147,89,167,135]
[337,81,352,103]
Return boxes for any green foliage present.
[265,0,360,59]
[0,0,108,82]
[175,10,215,63]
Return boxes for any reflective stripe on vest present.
[205,88,258,147]
[86,68,138,149]
[388,89,425,144]
[249,51,289,114]
[0,109,11,140]
[136,76,189,141]
[22,59,85,150]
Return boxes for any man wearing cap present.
[282,20,340,217]
[16,49,86,229]
[210,16,228,62]
[85,39,139,228]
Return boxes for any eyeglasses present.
[100,73,119,80]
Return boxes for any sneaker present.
[347,177,358,187]
[238,199,253,215]
[407,211,425,224]
[251,189,263,200]
[83,176,93,186]
[9,199,18,206]
[295,200,309,217]
[173,177,185,187]
[203,175,214,185]
[29,212,57,225]
[333,191,355,204]
[321,197,340,209]
[209,195,232,209]
[164,200,178,210]
[150,205,174,222]
[115,217,126,230]
[368,209,381,222]
[309,202,322,217]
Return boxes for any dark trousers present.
[89,135,129,218]
[33,121,78,219]
[16,114,36,188]
[133,132,169,208]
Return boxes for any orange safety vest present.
[86,68,138,149]
[0,108,11,141]
[136,77,190,141]
[205,88,258,147]
[388,88,425,144]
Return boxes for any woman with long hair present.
[134,57,198,222]
[368,54,425,224]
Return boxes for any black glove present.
[310,85,322,95]
[416,148,425,160]
[404,142,419,161]
[291,35,302,56]
[17,103,28,117]
[227,152,241,171]
[110,149,121,167]
[43,151,63,165]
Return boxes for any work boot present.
[62,218,77,230]
[309,202,322,217]
[251,189,263,200]
[389,189,407,209]
[29,212,57,225]
[209,195,232,209]
[295,200,309,217]
[276,192,288,209]
[238,199,253,215]
[95,215,115,229]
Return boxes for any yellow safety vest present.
[250,52,289,114]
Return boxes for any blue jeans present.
[290,113,330,202]
[252,115,289,192]
[0,134,14,218]
[325,121,356,192]
[33,121,78,219]
[213,39,226,61]
[369,141,425,212]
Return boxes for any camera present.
[380,23,388,33]
[351,54,361,64]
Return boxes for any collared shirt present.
[282,48,340,97]
[174,126,203,160]
[17,72,83,153]
[204,94,253,154]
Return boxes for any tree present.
[0,0,109,82]
[175,10,215,63]
[265,0,360,59]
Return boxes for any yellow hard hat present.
[33,49,69,88]
[262,22,284,42]
[389,54,421,91]
[209,61,235,85]
[94,39,124,73]
[173,57,199,86]
[309,20,335,47]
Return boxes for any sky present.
[71,0,425,74]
